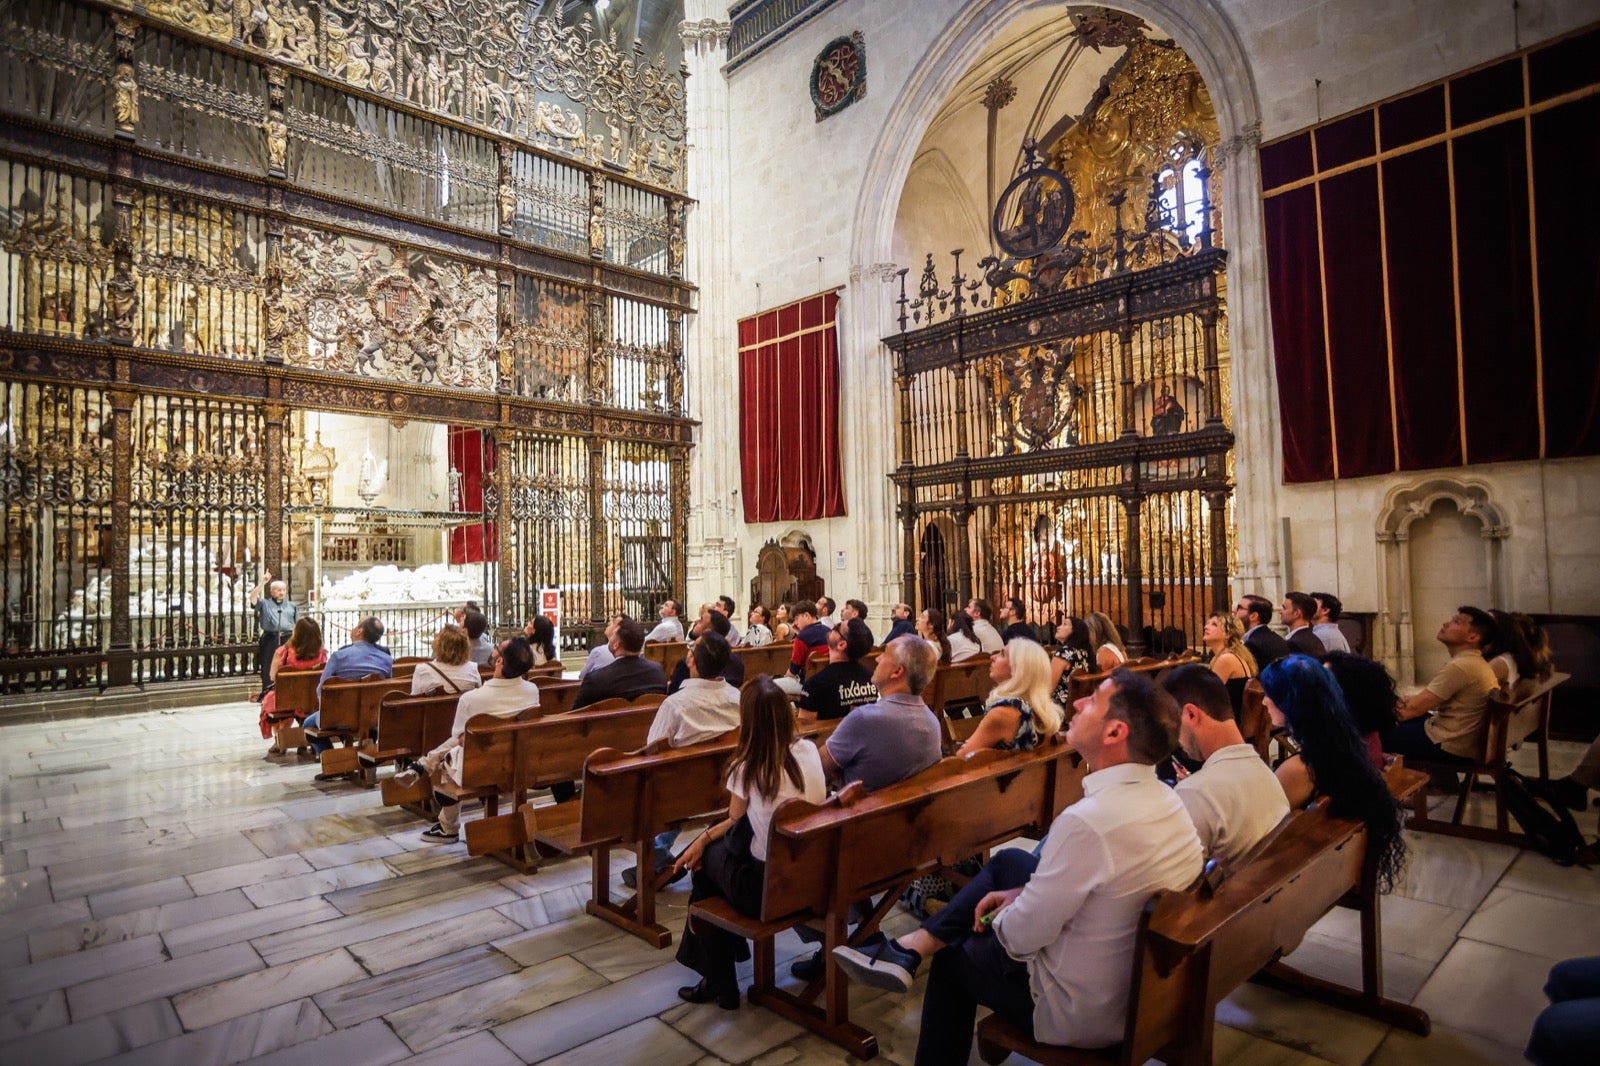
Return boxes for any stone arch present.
[1374,477,1511,685]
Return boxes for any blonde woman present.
[956,638,1064,756]
[1085,611,1127,673]
[412,623,483,696]
[1203,611,1259,721]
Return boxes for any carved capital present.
[679,18,732,46]
[1213,121,1261,173]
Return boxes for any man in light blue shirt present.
[304,617,393,759]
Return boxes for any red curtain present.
[738,291,846,522]
[1259,33,1600,482]
[448,426,496,564]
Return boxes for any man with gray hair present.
[819,635,942,793]
[248,569,297,702]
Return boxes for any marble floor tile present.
[21,822,197,870]
[348,907,524,976]
[1210,1024,1344,1065]
[663,996,808,1063]
[492,957,689,1063]
[0,998,182,1066]
[1279,933,1438,1004]
[0,866,52,910]
[1412,938,1560,1049]
[546,1016,706,1066]
[50,835,265,899]
[1364,1020,1527,1066]
[185,854,316,897]
[494,892,553,931]
[322,862,513,915]
[242,858,396,908]
[97,998,333,1066]
[66,942,265,1020]
[252,881,519,966]
[573,930,687,982]
[315,945,521,1029]
[0,897,92,940]
[402,1030,524,1066]
[299,836,407,870]
[165,898,341,958]
[0,988,68,1044]
[1458,885,1600,959]
[235,1017,412,1066]
[0,933,166,1001]
[1495,848,1600,907]
[492,914,626,969]
[386,954,609,1052]
[379,839,472,876]
[1216,980,1392,1066]
[29,887,254,961]
[1304,891,1469,964]
[174,947,367,1031]
[1390,829,1519,912]
[86,877,196,921]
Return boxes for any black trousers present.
[258,631,287,695]
[675,838,763,994]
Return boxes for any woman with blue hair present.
[1259,654,1407,892]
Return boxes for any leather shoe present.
[313,771,346,782]
[677,980,740,1010]
[789,950,823,981]
[1545,775,1591,812]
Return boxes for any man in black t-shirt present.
[798,619,879,722]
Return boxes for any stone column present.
[842,260,904,619]
[107,387,135,687]
[679,9,738,610]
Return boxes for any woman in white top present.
[672,677,825,1009]
[946,611,984,663]
[917,607,953,664]
[411,624,484,696]
[743,604,774,648]
[524,615,558,667]
[1085,610,1127,673]
[1485,610,1552,696]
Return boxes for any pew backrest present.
[1240,678,1270,761]
[315,674,409,733]
[273,668,322,717]
[375,690,461,759]
[643,641,691,679]
[731,643,791,680]
[1485,670,1568,757]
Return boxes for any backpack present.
[1501,768,1585,865]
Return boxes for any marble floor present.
[1,704,1596,1066]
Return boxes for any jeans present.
[914,847,1039,1066]
[1379,717,1472,765]
[1528,956,1600,1065]
[301,711,334,755]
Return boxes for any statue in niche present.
[263,115,288,173]
[629,137,650,176]
[107,251,137,336]
[113,62,139,129]
[498,184,516,230]
[588,187,605,256]
[607,115,622,162]
[369,36,397,96]
[656,139,670,167]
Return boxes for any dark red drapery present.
[1259,29,1600,482]
[448,426,496,564]
[738,291,846,523]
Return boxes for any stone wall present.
[682,0,1600,675]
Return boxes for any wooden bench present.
[688,738,1085,1057]
[643,640,691,680]
[577,718,843,948]
[974,765,1431,1066]
[367,691,461,803]
[923,659,997,750]
[448,702,666,870]
[530,677,583,716]
[1065,654,1196,706]
[265,667,322,754]
[1239,678,1270,761]
[305,674,411,778]
[732,642,793,680]
[1405,671,1569,845]
[527,661,565,678]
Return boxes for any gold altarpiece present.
[0,0,692,690]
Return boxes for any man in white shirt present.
[714,595,743,647]
[967,598,1005,654]
[415,637,542,843]
[1311,592,1353,654]
[814,595,836,629]
[832,669,1202,1062]
[625,632,741,889]
[1162,663,1289,863]
[644,599,685,644]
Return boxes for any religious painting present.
[1137,374,1207,478]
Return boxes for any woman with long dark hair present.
[1485,610,1554,695]
[1322,651,1398,768]
[527,615,558,666]
[1260,654,1406,891]
[258,616,326,750]
[946,610,983,663]
[918,608,952,665]
[1049,616,1093,710]
[672,677,826,1009]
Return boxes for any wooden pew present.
[368,691,460,804]
[450,703,666,870]
[527,661,564,678]
[1405,671,1569,845]
[531,677,583,716]
[975,765,1431,1066]
[307,674,411,779]
[688,738,1085,1057]
[643,640,691,680]
[577,717,844,949]
[573,692,666,714]
[1065,654,1195,706]
[266,667,322,754]
[732,642,792,680]
[1239,678,1270,761]
[922,659,996,751]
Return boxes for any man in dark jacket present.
[1237,595,1291,669]
[574,617,668,708]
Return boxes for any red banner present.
[448,426,496,563]
[737,291,846,522]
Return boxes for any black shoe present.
[621,865,638,889]
[677,979,740,1010]
[1546,776,1591,812]
[789,950,823,981]
[832,936,922,993]
[313,771,346,782]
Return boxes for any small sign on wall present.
[539,587,561,651]
[834,551,847,571]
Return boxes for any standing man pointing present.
[249,570,297,703]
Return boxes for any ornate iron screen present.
[888,35,1235,654]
